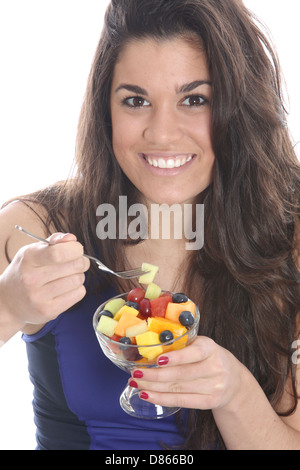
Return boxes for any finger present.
[43,284,87,319]
[131,337,215,383]
[129,375,212,395]
[137,389,213,411]
[157,337,216,367]
[40,256,90,284]
[47,232,77,244]
[130,357,219,395]
[19,254,90,290]
[25,238,85,266]
[40,272,86,300]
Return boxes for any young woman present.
[0,0,299,450]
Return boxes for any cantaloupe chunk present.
[165,300,195,323]
[147,317,187,337]
[147,316,188,352]
[114,311,144,337]
[126,320,148,338]
[114,304,139,321]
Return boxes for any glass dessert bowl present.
[93,289,200,420]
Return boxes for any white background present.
[0,0,299,450]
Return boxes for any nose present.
[143,104,183,145]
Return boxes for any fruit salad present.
[96,263,198,364]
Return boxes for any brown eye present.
[182,95,206,106]
[124,96,151,108]
[132,97,145,107]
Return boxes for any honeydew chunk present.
[114,304,139,321]
[114,311,144,337]
[126,320,148,338]
[145,282,162,300]
[138,263,159,284]
[135,331,163,360]
[97,315,118,337]
[104,298,126,316]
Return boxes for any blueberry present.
[98,309,114,319]
[125,301,140,310]
[119,336,132,345]
[172,293,189,303]
[118,336,132,351]
[179,310,195,328]
[159,330,174,343]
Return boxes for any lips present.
[140,153,196,169]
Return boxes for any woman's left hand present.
[129,336,247,410]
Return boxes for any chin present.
[144,192,195,207]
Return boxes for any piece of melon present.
[104,298,126,316]
[147,316,187,338]
[165,300,195,323]
[145,282,162,300]
[97,315,118,337]
[148,316,188,352]
[138,263,159,284]
[114,311,144,337]
[126,320,148,338]
[114,304,139,321]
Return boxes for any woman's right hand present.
[0,232,90,329]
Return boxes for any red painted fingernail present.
[140,392,149,400]
[133,370,143,379]
[157,356,169,366]
[129,380,138,388]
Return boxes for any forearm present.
[213,366,300,450]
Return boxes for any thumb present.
[47,232,77,244]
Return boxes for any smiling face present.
[110,36,215,206]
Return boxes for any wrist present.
[218,362,255,414]
[212,362,268,434]
[0,308,26,345]
[0,281,26,345]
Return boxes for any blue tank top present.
[22,286,187,450]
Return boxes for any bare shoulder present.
[0,200,51,271]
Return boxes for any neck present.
[142,199,204,252]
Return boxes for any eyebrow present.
[115,84,149,95]
[178,80,212,93]
[114,80,211,96]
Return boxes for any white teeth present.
[166,159,175,169]
[158,158,166,169]
[144,154,194,169]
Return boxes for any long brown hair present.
[6,0,300,449]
